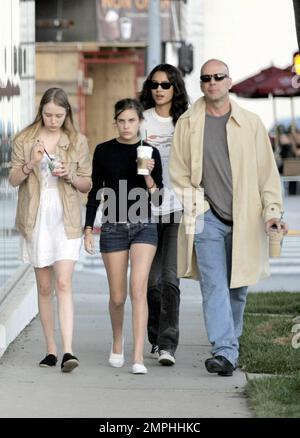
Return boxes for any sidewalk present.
[0,272,252,418]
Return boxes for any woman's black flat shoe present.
[61,353,79,373]
[39,354,57,367]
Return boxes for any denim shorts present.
[100,222,158,253]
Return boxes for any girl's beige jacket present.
[169,97,283,288]
[9,131,92,240]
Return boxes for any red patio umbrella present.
[230,65,299,98]
[258,66,300,97]
[230,65,300,153]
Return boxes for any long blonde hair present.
[15,87,78,146]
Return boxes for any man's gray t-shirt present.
[202,111,233,222]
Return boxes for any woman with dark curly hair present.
[139,64,189,366]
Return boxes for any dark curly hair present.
[139,64,189,126]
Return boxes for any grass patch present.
[246,292,300,315]
[245,375,300,418]
[240,314,300,374]
[241,292,300,417]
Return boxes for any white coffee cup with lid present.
[137,145,153,175]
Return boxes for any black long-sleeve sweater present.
[85,138,163,226]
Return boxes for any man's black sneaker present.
[150,345,159,358]
[204,355,234,377]
[39,354,57,367]
[61,353,79,373]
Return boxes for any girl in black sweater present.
[84,99,163,374]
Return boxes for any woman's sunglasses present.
[200,73,228,83]
[149,81,173,90]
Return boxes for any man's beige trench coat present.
[169,97,283,288]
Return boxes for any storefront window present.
[0,0,35,290]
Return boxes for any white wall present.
[186,0,299,130]
[180,0,205,104]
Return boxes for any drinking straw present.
[43,148,53,161]
[36,139,53,161]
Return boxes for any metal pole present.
[147,0,161,74]
[290,97,296,133]
[271,94,280,158]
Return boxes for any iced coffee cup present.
[104,10,120,40]
[48,155,62,173]
[137,145,153,175]
[268,227,284,257]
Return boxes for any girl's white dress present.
[21,155,82,268]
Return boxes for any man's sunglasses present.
[200,73,228,83]
[149,81,173,90]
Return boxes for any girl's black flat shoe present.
[61,353,79,373]
[39,354,57,367]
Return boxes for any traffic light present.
[178,42,194,75]
[293,51,300,74]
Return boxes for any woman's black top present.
[85,138,163,226]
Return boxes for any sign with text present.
[96,0,175,42]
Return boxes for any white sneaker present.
[108,339,124,368]
[158,350,175,366]
[132,363,148,374]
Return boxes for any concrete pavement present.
[0,272,252,418]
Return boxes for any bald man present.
[169,59,287,376]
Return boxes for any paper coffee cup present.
[119,17,132,40]
[268,229,284,257]
[137,145,152,175]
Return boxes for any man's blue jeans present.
[194,209,248,366]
